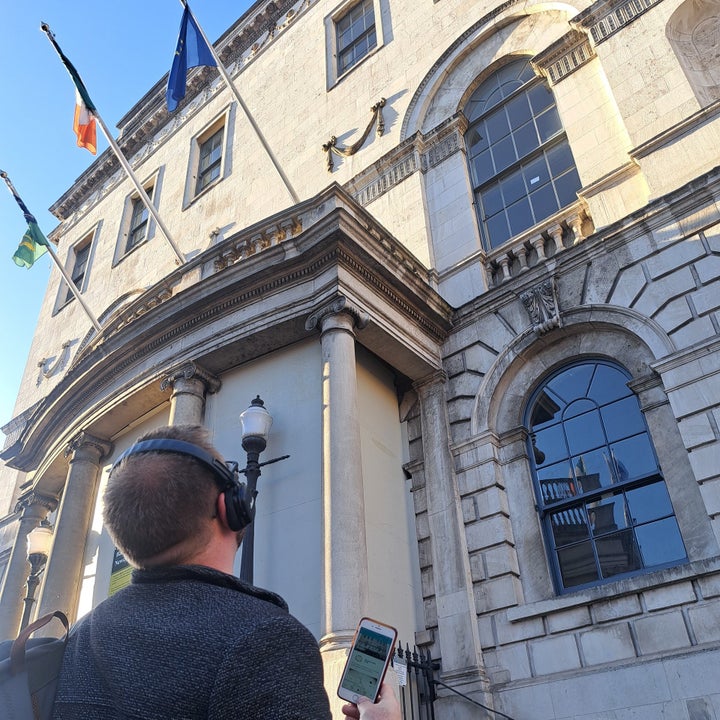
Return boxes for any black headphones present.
[111,439,254,532]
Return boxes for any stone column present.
[305,296,369,714]
[0,492,57,638]
[160,361,221,425]
[36,432,112,623]
[415,372,487,697]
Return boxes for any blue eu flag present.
[166,4,217,112]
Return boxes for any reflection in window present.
[336,0,377,75]
[526,360,686,592]
[65,242,91,304]
[196,127,224,194]
[464,58,582,249]
[126,187,153,254]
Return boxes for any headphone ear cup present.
[223,483,254,532]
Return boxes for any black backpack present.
[0,611,69,720]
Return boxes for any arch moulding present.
[472,305,677,437]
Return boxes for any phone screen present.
[340,626,394,699]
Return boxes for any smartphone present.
[337,617,398,704]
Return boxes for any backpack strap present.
[9,612,69,676]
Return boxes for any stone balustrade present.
[483,201,593,288]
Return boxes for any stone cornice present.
[531,29,596,85]
[571,0,665,44]
[5,185,452,473]
[49,0,316,224]
[345,114,468,208]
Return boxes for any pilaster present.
[414,371,488,697]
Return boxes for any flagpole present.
[1,171,103,333]
[177,0,300,205]
[40,23,186,266]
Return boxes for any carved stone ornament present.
[305,295,370,332]
[14,491,59,517]
[37,340,73,381]
[520,278,561,334]
[323,98,386,172]
[160,361,221,394]
[64,431,113,461]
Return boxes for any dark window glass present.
[65,242,91,303]
[337,0,377,74]
[464,58,581,249]
[196,128,223,194]
[126,189,153,253]
[507,197,533,235]
[527,360,687,592]
[481,184,504,218]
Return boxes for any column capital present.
[413,369,448,393]
[160,361,221,394]
[64,431,113,462]
[14,490,59,518]
[304,295,369,333]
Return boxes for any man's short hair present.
[103,425,223,568]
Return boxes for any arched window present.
[525,360,686,593]
[464,58,582,249]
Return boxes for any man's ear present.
[216,491,232,532]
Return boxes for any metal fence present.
[392,643,436,720]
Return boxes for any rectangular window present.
[336,0,377,75]
[196,128,224,194]
[126,192,151,253]
[65,242,91,304]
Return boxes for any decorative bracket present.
[322,98,386,171]
[520,278,561,334]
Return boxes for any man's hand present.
[341,683,401,720]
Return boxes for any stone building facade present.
[1,0,719,718]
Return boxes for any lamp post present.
[20,520,53,630]
[238,396,289,584]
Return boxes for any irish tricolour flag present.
[43,24,98,155]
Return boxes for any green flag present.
[13,221,49,269]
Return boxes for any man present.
[52,424,332,719]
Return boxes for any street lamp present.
[238,396,289,584]
[21,520,53,629]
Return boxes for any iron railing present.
[393,643,436,720]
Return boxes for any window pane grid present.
[464,57,581,249]
[473,137,571,248]
[127,194,151,252]
[337,0,377,74]
[196,129,223,194]
[66,243,90,303]
[527,361,686,592]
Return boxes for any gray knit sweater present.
[51,565,332,719]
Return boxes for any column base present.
[319,630,355,718]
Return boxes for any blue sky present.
[0,1,256,433]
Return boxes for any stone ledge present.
[506,556,720,623]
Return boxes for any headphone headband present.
[111,438,235,488]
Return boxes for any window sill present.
[507,556,720,623]
[183,175,224,211]
[112,236,151,268]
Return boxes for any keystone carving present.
[520,278,561,334]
